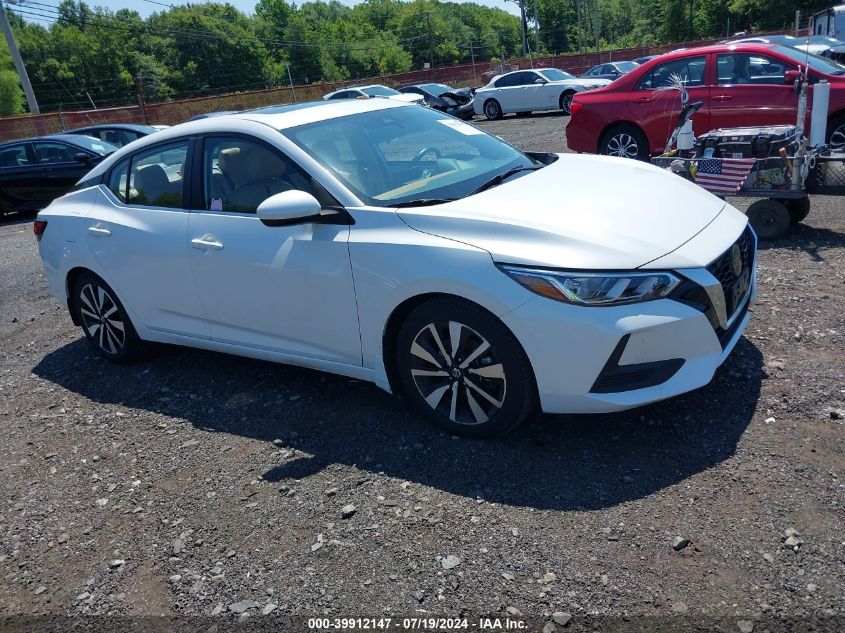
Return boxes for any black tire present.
[746,199,791,240]
[559,90,575,115]
[483,99,503,121]
[827,113,845,150]
[783,196,810,225]
[72,271,147,363]
[599,123,649,160]
[396,297,537,438]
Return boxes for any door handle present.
[191,236,224,251]
[712,94,733,101]
[87,225,111,237]
[634,97,652,104]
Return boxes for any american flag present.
[694,157,757,194]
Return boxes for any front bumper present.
[501,227,756,414]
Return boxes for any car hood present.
[396,154,727,270]
[553,78,611,89]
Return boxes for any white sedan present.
[36,99,755,438]
[473,68,610,119]
[322,84,424,104]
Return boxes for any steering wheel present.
[411,146,442,165]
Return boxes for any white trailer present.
[810,5,845,38]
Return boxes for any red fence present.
[0,34,773,141]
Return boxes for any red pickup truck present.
[566,43,845,159]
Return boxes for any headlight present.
[499,265,680,306]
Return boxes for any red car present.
[566,43,845,159]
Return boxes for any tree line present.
[0,0,833,115]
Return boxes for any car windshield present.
[615,61,639,72]
[539,68,575,81]
[284,106,536,207]
[361,86,400,97]
[68,135,118,155]
[419,83,453,94]
[772,44,845,74]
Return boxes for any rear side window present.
[127,142,189,208]
[637,55,707,89]
[107,159,129,202]
[494,73,519,88]
[0,143,30,167]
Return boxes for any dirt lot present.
[1,113,843,631]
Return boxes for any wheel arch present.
[65,266,93,326]
[380,292,537,399]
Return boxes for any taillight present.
[33,219,47,241]
[570,102,583,116]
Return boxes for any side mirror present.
[257,190,322,227]
[74,152,91,163]
[534,77,547,85]
[784,69,800,85]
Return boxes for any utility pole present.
[134,76,148,125]
[533,0,540,57]
[286,63,296,103]
[469,42,477,84]
[426,12,434,75]
[504,0,528,58]
[0,0,39,114]
[688,0,694,40]
[794,9,800,36]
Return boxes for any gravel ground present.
[1,113,843,632]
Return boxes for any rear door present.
[709,52,798,129]
[0,143,39,212]
[493,73,525,112]
[84,139,209,338]
[628,54,711,154]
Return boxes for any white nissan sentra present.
[35,99,756,437]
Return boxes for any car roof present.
[80,98,409,180]
[68,123,156,133]
[0,133,98,148]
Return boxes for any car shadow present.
[474,111,569,123]
[757,224,844,262]
[32,336,763,511]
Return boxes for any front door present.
[186,135,361,364]
[709,52,799,129]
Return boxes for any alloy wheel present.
[409,320,506,425]
[606,133,640,159]
[79,283,126,355]
[484,101,501,120]
[830,122,845,150]
[560,92,574,114]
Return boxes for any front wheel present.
[396,298,537,438]
[483,99,503,121]
[599,124,649,160]
[72,271,147,363]
[559,90,575,115]
[827,114,845,150]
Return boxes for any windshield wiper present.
[470,165,543,195]
[392,198,456,208]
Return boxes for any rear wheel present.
[747,199,790,240]
[72,271,147,363]
[599,124,649,160]
[784,196,810,225]
[483,99,503,121]
[559,90,575,115]
[827,113,845,150]
[396,298,537,438]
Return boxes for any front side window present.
[0,143,30,168]
[327,91,351,100]
[203,136,314,214]
[127,141,188,208]
[33,142,76,164]
[717,53,788,85]
[361,86,400,97]
[615,61,639,73]
[637,55,707,89]
[284,106,535,207]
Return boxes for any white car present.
[322,84,424,104]
[35,99,756,438]
[473,68,611,119]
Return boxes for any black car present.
[65,123,158,148]
[398,83,475,120]
[580,60,640,81]
[0,134,117,217]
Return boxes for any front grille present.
[706,225,755,320]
